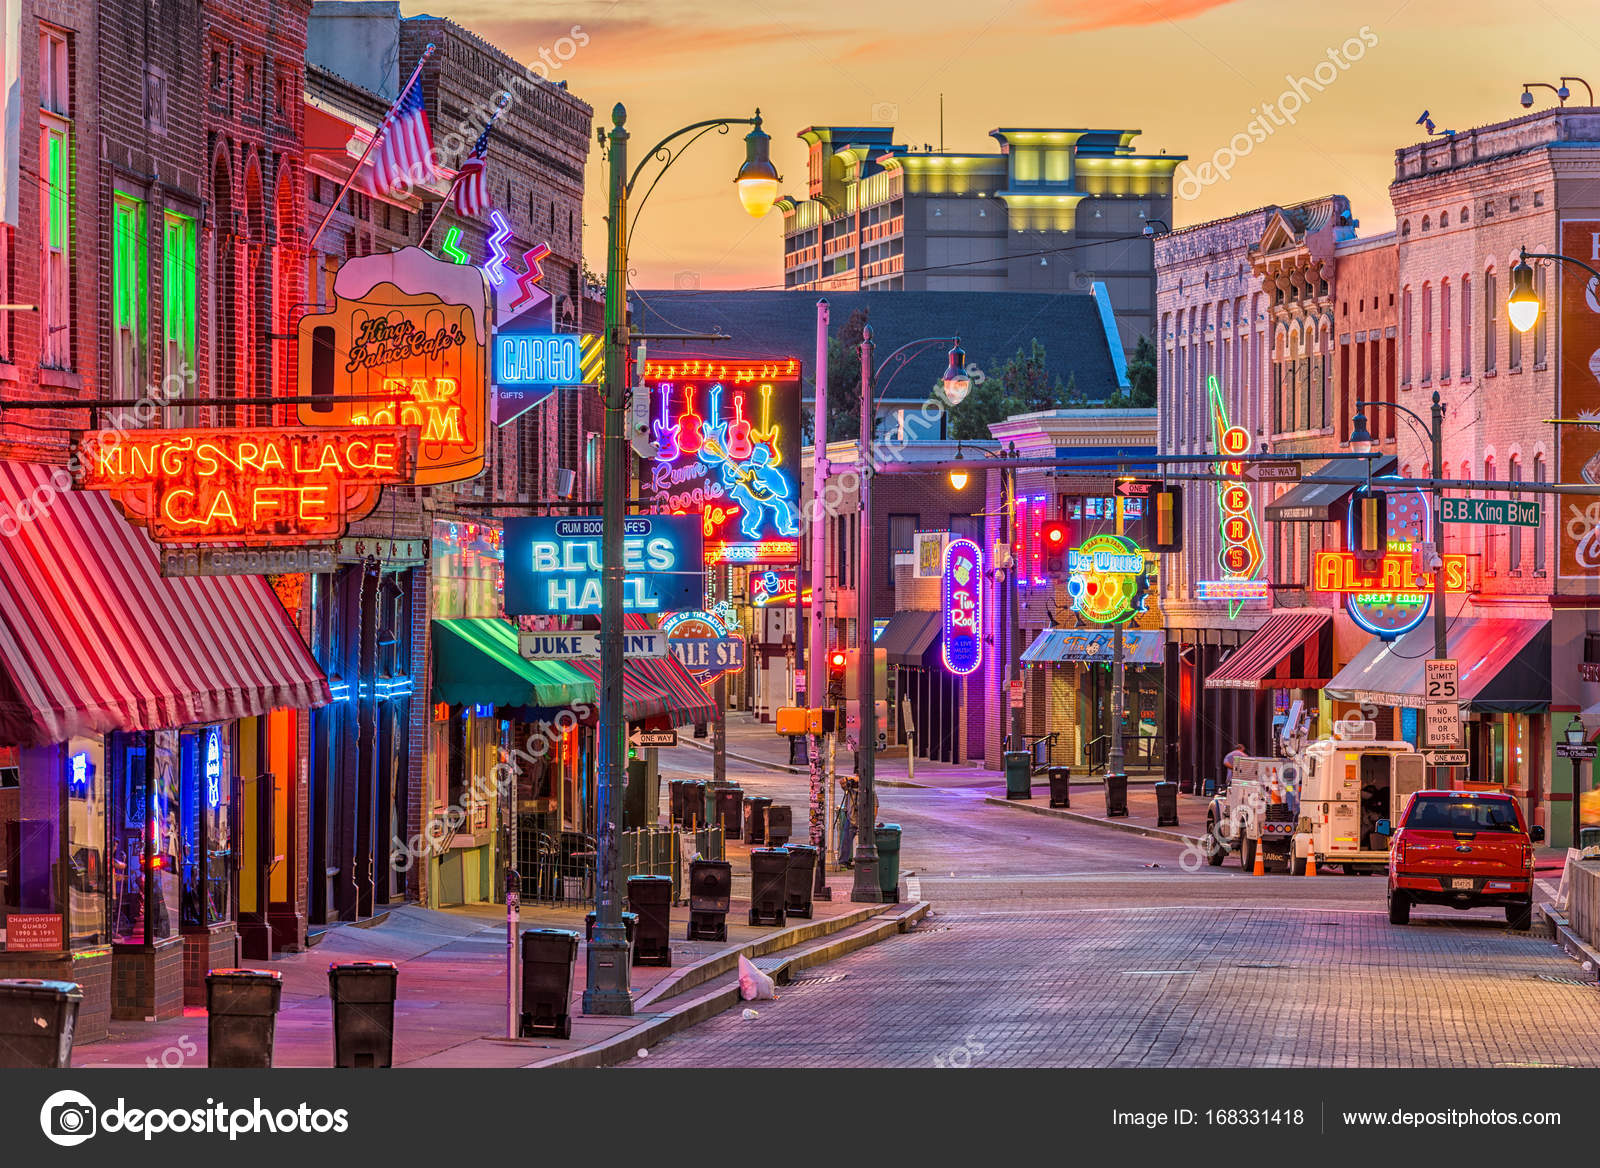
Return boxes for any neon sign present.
[68,751,90,795]
[1323,479,1464,639]
[1199,375,1265,618]
[494,333,583,387]
[204,727,222,809]
[941,537,983,676]
[503,515,705,615]
[1195,579,1270,601]
[1067,533,1149,625]
[751,570,798,607]
[75,427,415,544]
[662,608,746,680]
[298,247,488,486]
[641,357,802,565]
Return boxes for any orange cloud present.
[1031,0,1241,32]
[468,16,847,70]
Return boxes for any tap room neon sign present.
[1199,375,1265,618]
[640,357,802,566]
[941,537,983,676]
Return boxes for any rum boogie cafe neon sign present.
[502,514,705,615]
[75,427,416,544]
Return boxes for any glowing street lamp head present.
[1507,255,1541,334]
[735,112,781,219]
[941,343,970,404]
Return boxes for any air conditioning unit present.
[1344,720,1378,741]
[555,468,577,498]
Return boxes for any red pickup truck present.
[1385,790,1545,930]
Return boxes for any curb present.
[679,735,806,776]
[527,901,930,1068]
[1539,904,1600,976]
[983,794,1205,848]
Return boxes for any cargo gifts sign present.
[1560,220,1600,577]
[503,514,704,615]
[298,247,489,485]
[639,357,802,565]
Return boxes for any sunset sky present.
[421,0,1598,289]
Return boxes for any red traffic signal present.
[827,651,847,684]
[1042,520,1069,573]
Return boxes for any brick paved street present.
[643,724,1600,1068]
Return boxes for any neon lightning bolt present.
[440,226,469,265]
[508,242,552,312]
[484,210,513,286]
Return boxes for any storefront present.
[1325,618,1551,822]
[0,461,328,1038]
[1021,629,1165,771]
[1203,610,1334,762]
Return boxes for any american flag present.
[364,81,437,197]
[453,123,493,218]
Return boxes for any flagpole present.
[309,42,436,251]
[419,92,512,250]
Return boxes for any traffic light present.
[1352,489,1387,554]
[1042,520,1069,574]
[827,650,847,695]
[1150,485,1183,552]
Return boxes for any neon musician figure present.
[721,446,798,540]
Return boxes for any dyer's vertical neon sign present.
[1206,375,1265,618]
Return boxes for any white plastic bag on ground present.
[738,954,776,1001]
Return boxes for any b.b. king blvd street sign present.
[1440,497,1541,527]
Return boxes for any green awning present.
[431,618,595,709]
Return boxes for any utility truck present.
[1289,721,1426,875]
[1204,756,1302,873]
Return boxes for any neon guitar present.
[676,386,704,454]
[726,393,754,460]
[750,383,780,463]
[651,383,680,461]
[699,384,729,461]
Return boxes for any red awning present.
[1205,611,1332,690]
[567,655,716,727]
[0,461,330,745]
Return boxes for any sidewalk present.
[73,880,917,1069]
[984,780,1211,847]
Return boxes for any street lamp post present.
[1565,717,1588,850]
[852,329,968,902]
[586,104,778,1016]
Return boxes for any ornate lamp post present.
[586,105,777,1016]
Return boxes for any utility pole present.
[1107,492,1127,778]
[809,298,832,898]
[1005,456,1023,754]
[851,324,881,902]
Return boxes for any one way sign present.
[628,728,678,749]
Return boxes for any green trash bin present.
[1004,750,1032,800]
[874,822,902,903]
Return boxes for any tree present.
[946,369,1020,440]
[1124,335,1158,407]
[994,340,1066,414]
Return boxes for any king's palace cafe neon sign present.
[74,427,417,544]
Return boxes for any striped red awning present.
[0,460,330,745]
[1205,611,1331,690]
[567,655,716,727]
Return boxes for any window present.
[0,225,10,362]
[1510,295,1523,369]
[1422,215,1431,233]
[1535,265,1548,365]
[1484,200,1495,218]
[1401,287,1412,383]
[210,50,223,90]
[1460,275,1471,377]
[1509,455,1523,571]
[243,61,255,102]
[1484,270,1497,372]
[1509,194,1521,212]
[1440,278,1451,378]
[162,211,196,394]
[1534,190,1545,208]
[1461,205,1469,223]
[1421,283,1433,382]
[888,513,918,586]
[39,29,71,369]
[1534,454,1547,573]
[112,194,146,399]
[1401,219,1411,238]
[1483,456,1497,572]
[949,513,983,545]
[1440,210,1449,228]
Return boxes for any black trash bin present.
[875,823,903,903]
[1104,772,1129,818]
[687,858,732,941]
[1154,781,1180,827]
[749,847,791,926]
[1004,750,1032,799]
[627,875,674,966]
[328,961,399,1068]
[1048,766,1072,808]
[520,928,579,1039]
[785,843,817,919]
[716,786,745,839]
[767,804,793,846]
[683,780,706,830]
[667,779,685,826]
[0,978,82,1069]
[206,968,283,1068]
[584,910,637,948]
[745,795,772,845]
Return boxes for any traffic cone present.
[1252,841,1264,877]
[1304,847,1317,878]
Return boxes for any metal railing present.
[1027,732,1058,774]
[1085,733,1166,773]
[516,820,726,906]
[620,825,725,903]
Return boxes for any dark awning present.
[1205,612,1331,690]
[1324,619,1549,712]
[1264,455,1397,522]
[880,610,942,668]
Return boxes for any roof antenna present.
[939,93,944,153]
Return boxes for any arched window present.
[1509,455,1524,570]
[1460,205,1470,224]
[1421,282,1433,382]
[1440,210,1449,228]
[1484,268,1497,372]
[1484,455,1497,572]
[1535,264,1548,365]
[1401,286,1413,384]
[1422,215,1432,232]
[1534,454,1548,573]
[1440,277,1451,379]
[1460,274,1472,378]
[1401,220,1411,238]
